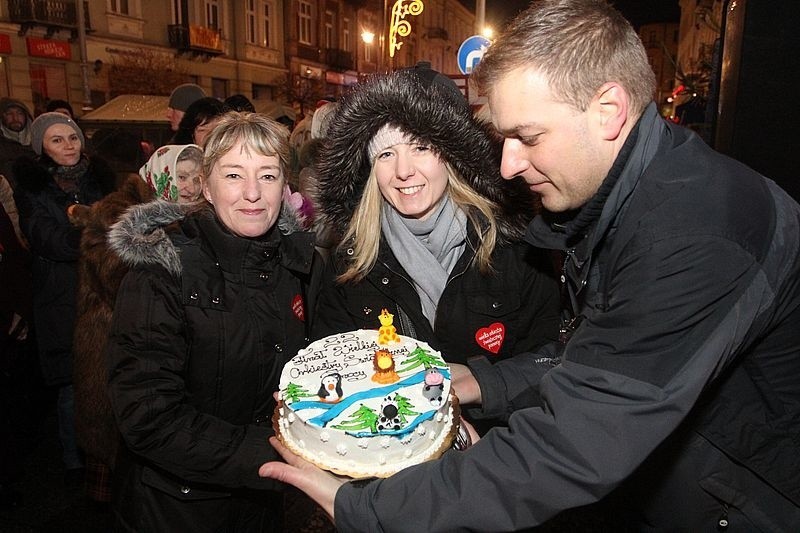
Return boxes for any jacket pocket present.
[467,291,522,318]
[698,474,791,531]
[140,466,231,501]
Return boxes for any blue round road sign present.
[457,35,492,75]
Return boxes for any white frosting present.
[278,330,455,478]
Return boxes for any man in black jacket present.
[259,1,800,530]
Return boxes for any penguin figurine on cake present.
[317,372,343,402]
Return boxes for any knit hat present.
[405,61,466,104]
[310,101,339,140]
[168,83,206,112]
[30,112,85,155]
[367,124,414,161]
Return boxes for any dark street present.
[0,407,113,532]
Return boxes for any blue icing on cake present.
[276,329,458,478]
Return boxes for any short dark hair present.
[45,99,74,118]
[173,97,229,144]
[224,94,256,113]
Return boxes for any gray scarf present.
[381,195,467,327]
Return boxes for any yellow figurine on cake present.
[372,349,400,384]
[377,308,401,345]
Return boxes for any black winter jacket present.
[334,105,800,531]
[12,154,115,385]
[105,201,321,532]
[314,232,560,367]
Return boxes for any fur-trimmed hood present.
[314,68,535,240]
[108,199,308,276]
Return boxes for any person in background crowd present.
[11,112,115,488]
[88,128,149,188]
[311,62,561,436]
[45,99,75,119]
[224,93,256,113]
[0,173,26,248]
[139,144,204,204]
[166,83,206,133]
[289,100,337,232]
[1,98,35,184]
[259,1,800,531]
[172,97,229,146]
[0,180,34,509]
[69,145,202,506]
[104,112,323,532]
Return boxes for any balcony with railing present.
[325,48,354,72]
[8,0,91,38]
[168,23,224,59]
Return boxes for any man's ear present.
[593,82,629,141]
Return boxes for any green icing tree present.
[393,393,419,424]
[283,382,314,403]
[332,404,380,433]
[398,344,446,372]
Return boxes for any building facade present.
[639,21,680,117]
[0,0,474,120]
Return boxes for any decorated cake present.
[274,310,460,478]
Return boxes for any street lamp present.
[361,30,376,72]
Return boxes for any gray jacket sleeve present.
[334,233,772,532]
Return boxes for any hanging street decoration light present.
[388,0,424,58]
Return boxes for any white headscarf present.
[139,144,202,202]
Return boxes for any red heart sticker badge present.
[475,322,505,355]
[291,294,305,322]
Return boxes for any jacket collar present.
[526,103,664,254]
[109,199,314,276]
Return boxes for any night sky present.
[460,0,680,31]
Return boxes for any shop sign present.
[189,25,222,52]
[26,37,71,60]
[0,34,11,54]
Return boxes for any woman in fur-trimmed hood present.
[313,64,561,430]
[316,62,534,242]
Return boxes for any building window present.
[261,0,274,48]
[298,0,312,45]
[246,0,257,44]
[109,0,130,15]
[109,0,142,17]
[0,59,9,98]
[343,17,351,52]
[253,84,273,100]
[212,77,227,99]
[29,63,68,116]
[324,10,335,49]
[245,0,274,48]
[205,0,220,30]
[171,0,184,24]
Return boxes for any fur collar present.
[314,70,535,241]
[108,199,307,276]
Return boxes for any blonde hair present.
[202,111,290,183]
[337,162,498,283]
